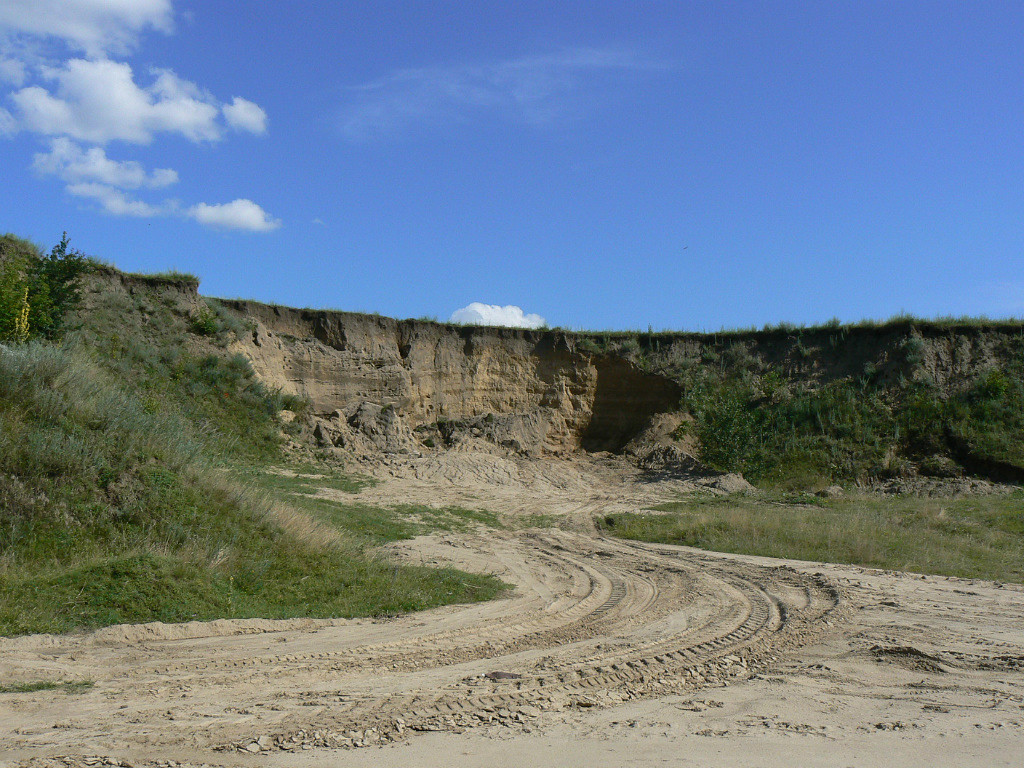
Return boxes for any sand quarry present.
[2,451,1022,767]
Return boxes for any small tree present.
[0,232,91,342]
[29,233,90,339]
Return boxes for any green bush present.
[189,306,219,336]
[0,233,90,342]
[678,352,1024,487]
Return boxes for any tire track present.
[222,531,840,752]
[0,528,842,762]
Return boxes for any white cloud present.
[223,96,267,134]
[66,181,166,217]
[0,0,173,57]
[0,107,15,136]
[62,182,281,233]
[0,2,276,234]
[34,137,177,187]
[11,58,222,144]
[0,56,26,86]
[187,199,281,232]
[450,302,546,329]
[342,47,654,140]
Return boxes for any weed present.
[599,491,1024,582]
[902,335,927,367]
[0,233,91,342]
[0,680,94,694]
[189,306,218,336]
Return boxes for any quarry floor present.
[2,452,1023,768]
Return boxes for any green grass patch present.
[282,494,502,545]
[0,680,94,694]
[242,464,503,543]
[599,491,1024,582]
[506,513,562,530]
[237,466,376,497]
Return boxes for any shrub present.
[189,307,219,336]
[902,335,927,367]
[0,233,90,342]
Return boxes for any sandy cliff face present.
[76,270,1024,474]
[222,301,681,455]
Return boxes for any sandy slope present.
[2,454,1022,767]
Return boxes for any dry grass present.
[599,491,1024,583]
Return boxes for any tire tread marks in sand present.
[213,533,841,753]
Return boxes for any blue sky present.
[1,1,1022,330]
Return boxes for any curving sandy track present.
[0,527,839,764]
[2,456,1022,767]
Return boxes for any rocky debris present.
[871,720,917,731]
[425,411,556,457]
[313,401,418,455]
[623,413,707,478]
[24,758,137,768]
[697,472,755,495]
[816,485,844,499]
[630,444,705,475]
[347,402,418,453]
[623,421,755,494]
[866,475,1017,498]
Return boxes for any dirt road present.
[2,455,1022,767]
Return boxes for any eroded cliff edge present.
[74,268,1024,488]
[220,300,681,457]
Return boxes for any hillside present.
[2,243,1023,636]
[0,242,504,636]
[2,245,1022,768]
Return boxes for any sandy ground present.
[2,453,1022,767]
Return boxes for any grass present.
[296,497,503,544]
[572,313,1024,339]
[598,491,1024,582]
[66,277,288,463]
[0,271,507,638]
[247,466,504,544]
[507,513,562,530]
[236,465,377,496]
[92,263,201,288]
[0,680,94,694]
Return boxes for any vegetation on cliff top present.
[670,362,1024,488]
[0,233,91,343]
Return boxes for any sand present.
[2,453,1021,767]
